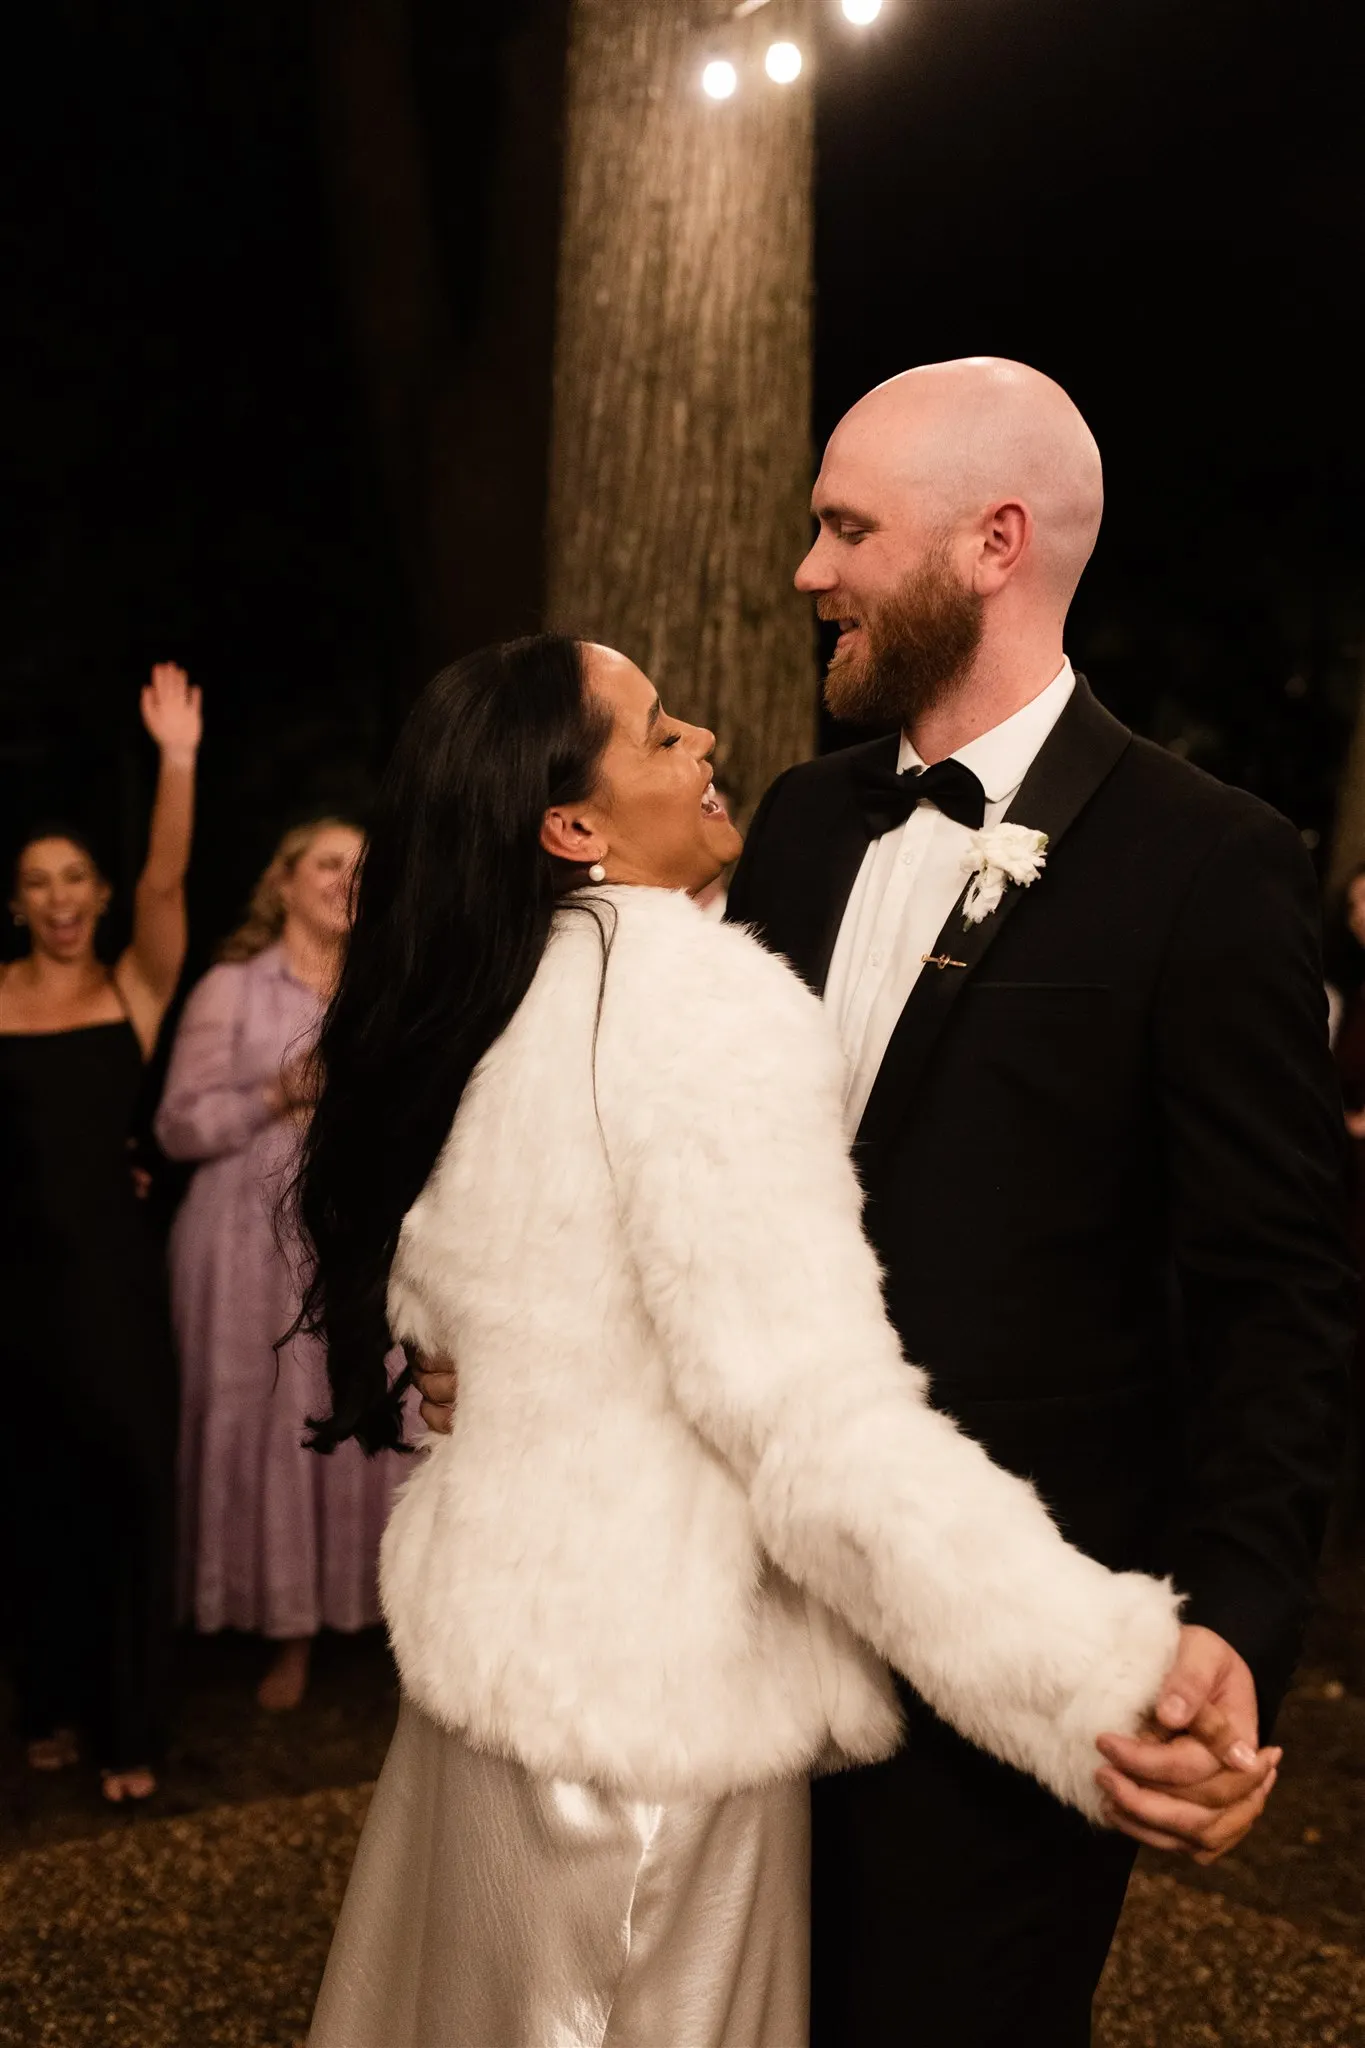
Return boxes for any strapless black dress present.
[0,1017,177,1768]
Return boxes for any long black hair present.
[293,634,613,1454]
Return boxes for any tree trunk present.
[547,0,817,813]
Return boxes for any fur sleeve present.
[597,897,1182,1822]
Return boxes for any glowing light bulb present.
[842,0,883,22]
[765,40,803,83]
[701,58,739,99]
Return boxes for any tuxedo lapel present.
[771,734,895,996]
[854,679,1132,1185]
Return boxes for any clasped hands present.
[1095,1624,1279,1865]
[407,1351,1279,1865]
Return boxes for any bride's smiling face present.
[540,644,743,893]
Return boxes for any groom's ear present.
[540,806,606,866]
[973,498,1031,592]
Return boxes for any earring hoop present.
[11,911,26,928]
[587,863,607,885]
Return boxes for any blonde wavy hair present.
[218,817,361,964]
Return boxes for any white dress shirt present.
[825,661,1076,1132]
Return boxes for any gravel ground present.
[0,1791,1360,2048]
[1098,1873,1365,2047]
[0,1784,368,2048]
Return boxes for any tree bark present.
[547,0,817,813]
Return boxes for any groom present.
[722,356,1353,2044]
[413,357,1352,2044]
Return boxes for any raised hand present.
[141,663,203,763]
[118,661,202,1039]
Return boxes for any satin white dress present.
[307,1699,810,2048]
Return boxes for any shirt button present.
[870,951,884,969]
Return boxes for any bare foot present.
[101,1767,157,1803]
[257,1637,312,1712]
[27,1728,80,1772]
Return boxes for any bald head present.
[824,357,1103,604]
[798,358,1105,735]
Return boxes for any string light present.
[842,0,883,22]
[698,1,836,102]
[764,40,804,82]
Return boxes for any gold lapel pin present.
[921,953,969,971]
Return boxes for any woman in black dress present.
[0,663,201,1801]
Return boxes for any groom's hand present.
[1094,1625,1280,1865]
[408,1348,458,1434]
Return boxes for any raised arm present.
[116,663,203,1041]
[597,916,1186,1823]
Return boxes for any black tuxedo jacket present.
[727,679,1354,1722]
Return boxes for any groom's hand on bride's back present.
[1094,1624,1281,1865]
[407,1348,458,1434]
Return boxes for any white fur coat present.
[383,886,1181,1818]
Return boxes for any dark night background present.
[2,0,1359,975]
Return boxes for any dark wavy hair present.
[10,820,109,890]
[292,635,613,1454]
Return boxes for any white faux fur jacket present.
[382,886,1182,1820]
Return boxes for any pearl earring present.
[587,863,607,885]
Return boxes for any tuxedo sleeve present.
[1155,804,1354,1724]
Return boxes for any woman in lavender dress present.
[156,819,408,1711]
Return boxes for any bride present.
[299,635,1226,2048]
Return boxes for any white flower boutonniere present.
[960,823,1049,927]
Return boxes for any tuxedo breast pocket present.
[958,982,1114,1095]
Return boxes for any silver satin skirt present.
[308,1697,811,2048]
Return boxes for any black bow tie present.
[852,755,988,838]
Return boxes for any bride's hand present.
[1095,1723,1280,1864]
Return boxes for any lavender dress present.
[156,944,408,1640]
